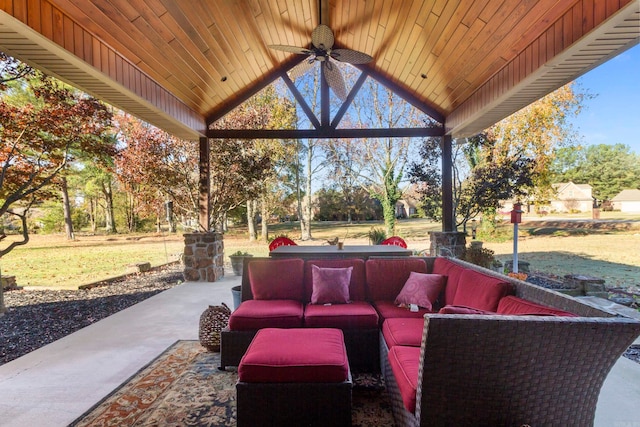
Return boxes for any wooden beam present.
[207,126,444,140]
[206,55,304,125]
[441,134,454,232]
[280,72,321,129]
[357,65,445,124]
[198,137,210,232]
[331,70,368,129]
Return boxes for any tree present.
[551,144,640,201]
[1,57,113,257]
[328,78,431,236]
[409,83,584,230]
[211,86,295,234]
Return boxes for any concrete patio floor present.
[0,271,639,426]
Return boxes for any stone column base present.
[183,232,225,282]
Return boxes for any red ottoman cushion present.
[388,345,421,413]
[238,328,349,383]
[303,301,379,329]
[382,318,424,348]
[228,300,304,330]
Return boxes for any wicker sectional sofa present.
[221,255,640,426]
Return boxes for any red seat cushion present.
[374,301,431,322]
[438,305,495,315]
[228,300,304,330]
[303,301,379,329]
[452,270,513,312]
[304,259,367,302]
[238,328,349,383]
[388,345,421,413]
[365,258,427,301]
[497,295,577,316]
[432,258,466,306]
[248,258,305,300]
[382,318,424,348]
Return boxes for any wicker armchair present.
[382,314,640,427]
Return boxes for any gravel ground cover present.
[1,263,638,366]
[0,264,183,366]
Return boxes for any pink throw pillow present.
[394,272,444,311]
[311,265,352,304]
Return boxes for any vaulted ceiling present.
[1,0,638,140]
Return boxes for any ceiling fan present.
[268,24,373,101]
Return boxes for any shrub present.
[460,245,496,269]
[368,227,386,245]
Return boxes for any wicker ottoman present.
[236,328,352,427]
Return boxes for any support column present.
[183,232,224,282]
[198,137,210,232]
[441,134,454,232]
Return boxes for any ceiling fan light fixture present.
[268,24,372,101]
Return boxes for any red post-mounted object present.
[511,203,523,224]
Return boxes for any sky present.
[569,43,640,154]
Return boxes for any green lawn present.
[2,216,639,291]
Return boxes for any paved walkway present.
[0,272,639,426]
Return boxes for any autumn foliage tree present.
[115,113,198,232]
[1,54,113,256]
[409,83,584,230]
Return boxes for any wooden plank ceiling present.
[1,0,638,140]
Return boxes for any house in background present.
[395,185,421,219]
[611,189,640,213]
[550,182,595,213]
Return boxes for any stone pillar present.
[429,231,466,257]
[183,232,224,282]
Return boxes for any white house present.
[550,182,594,213]
[611,189,640,213]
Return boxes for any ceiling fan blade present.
[289,59,316,80]
[268,45,312,55]
[330,49,373,64]
[312,24,334,50]
[323,60,347,101]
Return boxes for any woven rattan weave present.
[199,303,231,352]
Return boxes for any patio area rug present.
[70,340,395,426]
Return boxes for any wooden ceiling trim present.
[51,0,205,109]
[440,0,575,113]
[446,0,638,137]
[155,5,239,99]
[0,5,206,138]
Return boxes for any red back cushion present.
[452,270,513,311]
[248,258,304,300]
[432,258,466,306]
[304,259,366,302]
[365,258,427,301]
[497,296,577,316]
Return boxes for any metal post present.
[513,222,519,273]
